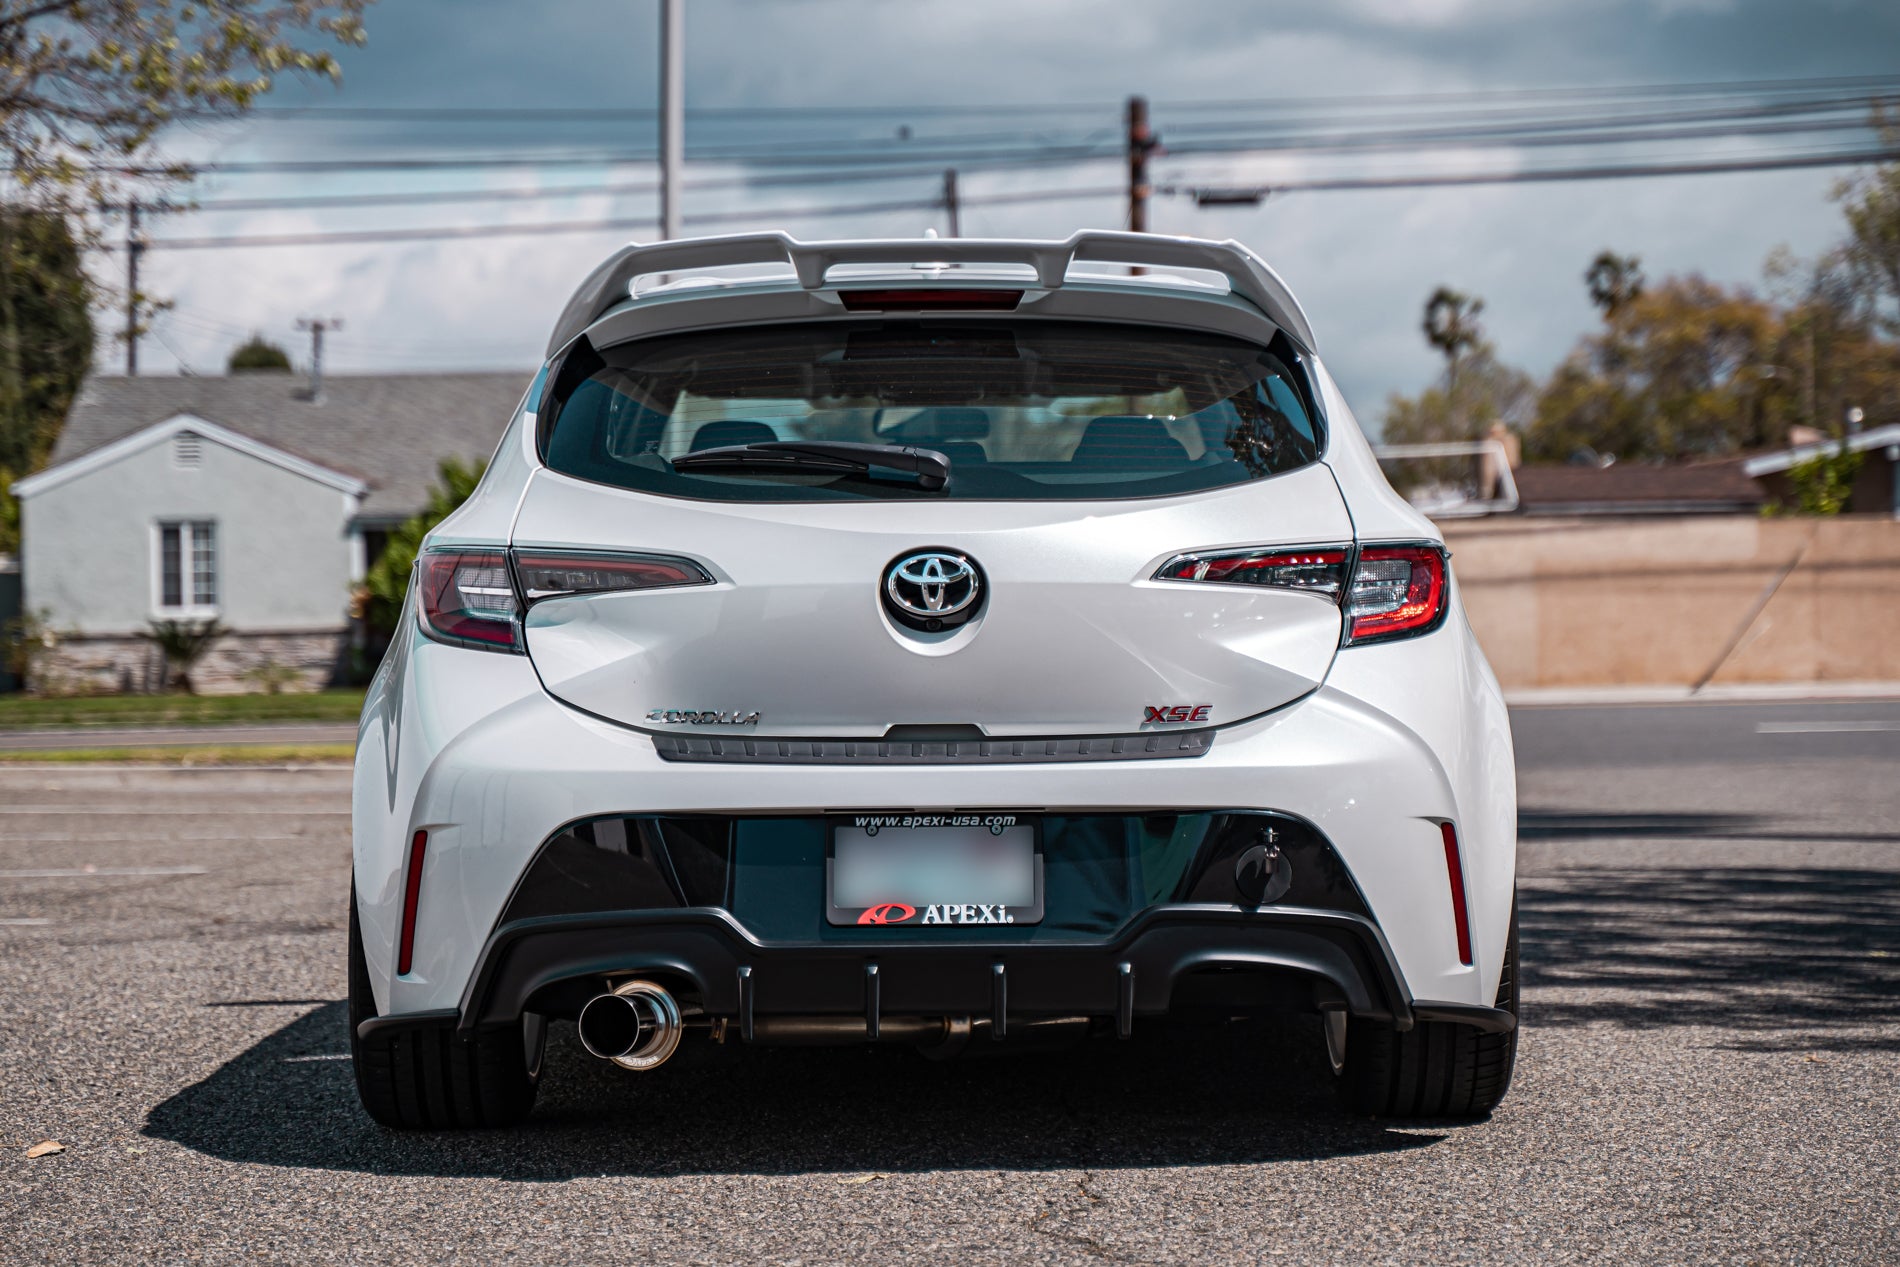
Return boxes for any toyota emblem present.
[882,549,984,630]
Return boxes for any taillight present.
[1440,822,1473,966]
[512,550,711,602]
[1153,548,1349,599]
[1153,541,1449,646]
[416,550,520,651]
[1345,545,1448,645]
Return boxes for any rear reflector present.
[417,550,520,651]
[1345,545,1448,645]
[512,550,711,602]
[397,830,428,976]
[837,288,1023,311]
[1440,822,1473,966]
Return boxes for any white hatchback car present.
[349,230,1518,1129]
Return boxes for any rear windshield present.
[540,319,1323,502]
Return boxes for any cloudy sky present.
[122,0,1900,430]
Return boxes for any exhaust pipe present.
[577,979,683,1071]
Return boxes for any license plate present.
[827,814,1043,927]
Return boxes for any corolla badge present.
[882,549,984,630]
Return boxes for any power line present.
[224,71,1900,122]
[110,144,1900,254]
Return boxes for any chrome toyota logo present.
[882,549,984,630]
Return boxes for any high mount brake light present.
[1153,542,1449,645]
[836,288,1024,311]
[513,550,711,602]
[1345,545,1448,645]
[417,550,520,651]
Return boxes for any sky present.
[117,0,1900,430]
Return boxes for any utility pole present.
[942,168,961,237]
[1126,96,1155,235]
[659,0,684,241]
[124,201,143,376]
[296,316,342,401]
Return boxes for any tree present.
[1382,343,1536,446]
[359,456,486,636]
[1586,250,1645,317]
[228,334,291,372]
[1526,275,1793,463]
[1422,287,1484,391]
[144,617,225,693]
[0,2,372,349]
[0,208,93,555]
[1832,112,1900,336]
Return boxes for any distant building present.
[1742,424,1900,518]
[1509,458,1766,516]
[10,372,530,693]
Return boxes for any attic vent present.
[173,433,202,469]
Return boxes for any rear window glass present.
[541,320,1323,502]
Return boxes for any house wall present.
[19,431,359,693]
[1444,514,1900,689]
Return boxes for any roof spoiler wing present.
[545,229,1317,356]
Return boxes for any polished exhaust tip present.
[577,979,683,1071]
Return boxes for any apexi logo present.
[645,709,761,725]
[855,902,1016,925]
[852,814,1017,836]
[1143,704,1211,724]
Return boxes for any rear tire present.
[1337,905,1518,1119]
[348,884,539,1129]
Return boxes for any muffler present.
[577,979,683,1071]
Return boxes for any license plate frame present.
[826,813,1044,927]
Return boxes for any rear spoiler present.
[545,230,1317,357]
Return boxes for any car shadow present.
[1520,859,1900,1052]
[144,1006,1446,1180]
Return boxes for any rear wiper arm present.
[671,440,951,491]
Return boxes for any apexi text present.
[924,904,1016,925]
[645,709,761,725]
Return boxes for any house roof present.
[1512,458,1766,515]
[45,371,533,521]
[1741,423,1900,477]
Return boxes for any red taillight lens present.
[1345,545,1448,645]
[397,830,428,976]
[416,550,520,651]
[511,550,711,602]
[1153,548,1349,600]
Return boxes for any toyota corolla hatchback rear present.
[349,230,1519,1130]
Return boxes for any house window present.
[156,520,218,612]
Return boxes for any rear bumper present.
[465,904,1412,1035]
[354,904,1512,1043]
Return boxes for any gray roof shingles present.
[49,371,533,521]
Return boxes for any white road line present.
[0,917,50,925]
[0,866,209,878]
[282,1053,350,1063]
[1756,720,1900,734]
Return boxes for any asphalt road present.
[1,700,1896,1264]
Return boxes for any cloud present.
[119,0,1895,433]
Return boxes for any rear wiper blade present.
[671,440,951,491]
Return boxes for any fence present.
[1443,514,1900,689]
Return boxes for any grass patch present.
[0,743,356,765]
[0,688,365,730]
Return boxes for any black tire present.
[1338,905,1518,1119]
[348,885,540,1129]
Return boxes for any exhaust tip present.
[577,979,683,1071]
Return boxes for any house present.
[1508,457,1767,516]
[10,371,531,693]
[1742,423,1900,517]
